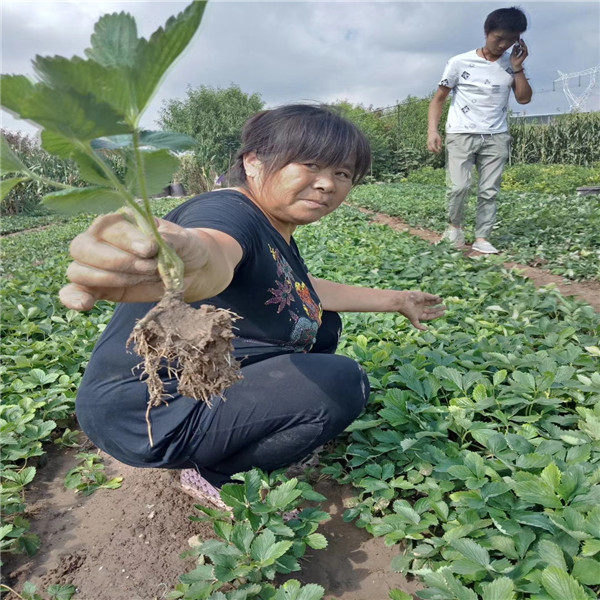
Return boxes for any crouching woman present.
[60,105,445,508]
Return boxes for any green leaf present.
[219,483,246,510]
[231,522,254,553]
[537,539,567,571]
[493,369,507,386]
[512,472,562,508]
[133,1,207,114]
[505,433,534,454]
[449,538,491,568]
[85,11,139,69]
[540,463,562,491]
[126,148,179,196]
[1,176,28,201]
[571,556,600,585]
[249,529,275,562]
[240,469,263,505]
[213,520,232,541]
[481,577,515,600]
[17,83,132,140]
[390,551,412,573]
[47,584,77,600]
[42,186,123,214]
[17,532,41,556]
[305,533,328,549]
[250,529,293,566]
[16,467,36,487]
[0,74,36,114]
[540,566,590,600]
[32,54,134,122]
[388,590,412,600]
[581,539,600,557]
[22,582,39,598]
[1,135,27,173]
[266,479,303,510]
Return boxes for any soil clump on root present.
[127,291,242,444]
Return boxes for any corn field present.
[509,112,600,165]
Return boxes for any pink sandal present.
[180,468,231,512]
[180,469,301,522]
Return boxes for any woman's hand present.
[59,212,210,311]
[397,290,446,330]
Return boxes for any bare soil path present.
[360,208,600,312]
[1,224,58,238]
[4,443,418,600]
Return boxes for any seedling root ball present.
[127,291,242,445]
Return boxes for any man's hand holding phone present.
[511,38,528,71]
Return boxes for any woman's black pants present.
[186,338,369,488]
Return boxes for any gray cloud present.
[2,1,598,137]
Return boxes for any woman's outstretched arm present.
[309,276,446,330]
[60,212,243,311]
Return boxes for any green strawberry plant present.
[0,2,206,291]
[3,202,599,597]
[168,469,330,600]
[63,452,123,495]
[0,582,76,600]
[348,183,600,281]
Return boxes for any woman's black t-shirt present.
[75,190,340,468]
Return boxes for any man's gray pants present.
[445,132,511,239]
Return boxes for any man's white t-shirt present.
[439,50,515,134]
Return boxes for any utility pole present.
[554,66,600,112]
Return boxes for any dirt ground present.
[362,209,600,312]
[4,443,420,600]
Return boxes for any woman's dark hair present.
[484,7,527,35]
[225,104,371,187]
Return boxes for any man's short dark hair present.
[484,7,528,35]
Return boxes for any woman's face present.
[247,156,355,227]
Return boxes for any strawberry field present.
[349,182,600,282]
[2,199,600,600]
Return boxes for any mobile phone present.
[514,42,523,57]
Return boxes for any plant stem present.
[0,584,28,600]
[132,130,185,293]
[80,139,185,294]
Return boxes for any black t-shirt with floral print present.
[75,190,341,468]
[171,189,326,361]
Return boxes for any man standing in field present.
[427,6,532,253]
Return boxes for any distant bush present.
[328,101,397,179]
[158,84,264,180]
[172,152,217,195]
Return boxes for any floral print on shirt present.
[265,244,322,350]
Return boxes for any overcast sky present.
[2,0,599,138]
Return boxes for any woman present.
[60,105,445,509]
